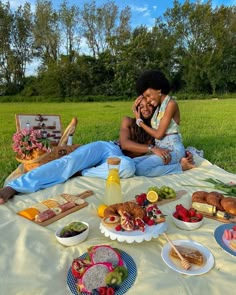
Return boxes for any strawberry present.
[195,213,203,221]
[176,204,189,218]
[136,194,146,205]
[115,224,122,231]
[106,287,115,295]
[147,219,155,226]
[98,286,107,295]
[233,225,236,231]
[182,216,191,222]
[176,204,185,212]
[143,215,151,223]
[109,216,115,221]
[178,210,190,220]
[188,208,196,217]
[173,211,178,219]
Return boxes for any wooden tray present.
[156,190,187,206]
[198,212,236,224]
[18,190,94,227]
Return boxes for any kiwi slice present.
[69,222,88,233]
[60,225,73,237]
[114,266,128,282]
[105,271,122,286]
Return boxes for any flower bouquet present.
[12,127,51,172]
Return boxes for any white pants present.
[7,141,135,193]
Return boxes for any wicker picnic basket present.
[16,144,80,173]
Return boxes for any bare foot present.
[181,157,196,171]
[0,187,17,204]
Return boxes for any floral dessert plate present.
[100,221,167,243]
[67,250,137,295]
[161,239,214,275]
[214,223,236,257]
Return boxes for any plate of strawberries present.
[171,204,204,231]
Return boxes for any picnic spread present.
[1,153,236,295]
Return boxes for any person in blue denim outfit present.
[0,96,193,203]
[132,69,195,177]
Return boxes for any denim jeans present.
[7,141,135,193]
[134,134,185,177]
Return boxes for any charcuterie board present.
[196,212,236,224]
[17,190,94,226]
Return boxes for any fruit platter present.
[67,245,137,295]
[99,186,177,243]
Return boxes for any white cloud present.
[129,5,149,13]
[2,0,36,11]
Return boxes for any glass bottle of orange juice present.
[104,157,123,205]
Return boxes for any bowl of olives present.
[55,221,89,246]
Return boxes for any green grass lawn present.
[0,99,235,187]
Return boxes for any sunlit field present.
[0,99,235,187]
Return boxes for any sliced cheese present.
[41,199,59,208]
[51,195,68,205]
[31,203,49,213]
[18,208,39,220]
[61,193,85,205]
[192,202,216,214]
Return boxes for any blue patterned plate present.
[214,223,236,257]
[67,250,137,294]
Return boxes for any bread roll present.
[221,197,236,215]
[206,191,224,211]
[192,191,209,203]
[170,245,204,266]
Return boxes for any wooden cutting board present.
[156,190,187,206]
[197,212,236,224]
[18,190,94,227]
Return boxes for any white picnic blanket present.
[1,154,236,295]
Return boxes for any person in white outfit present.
[132,69,195,177]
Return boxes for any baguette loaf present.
[170,245,204,266]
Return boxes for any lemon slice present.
[147,190,159,203]
[97,204,108,218]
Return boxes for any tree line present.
[0,0,235,99]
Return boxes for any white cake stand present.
[100,222,168,243]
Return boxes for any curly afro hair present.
[136,70,170,95]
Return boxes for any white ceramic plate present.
[161,239,214,275]
[100,222,167,243]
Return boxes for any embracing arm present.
[119,116,152,155]
[135,99,179,140]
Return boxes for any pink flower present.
[12,127,51,160]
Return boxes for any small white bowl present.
[55,222,89,246]
[171,214,203,231]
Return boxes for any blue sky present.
[3,0,235,75]
[4,0,236,28]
